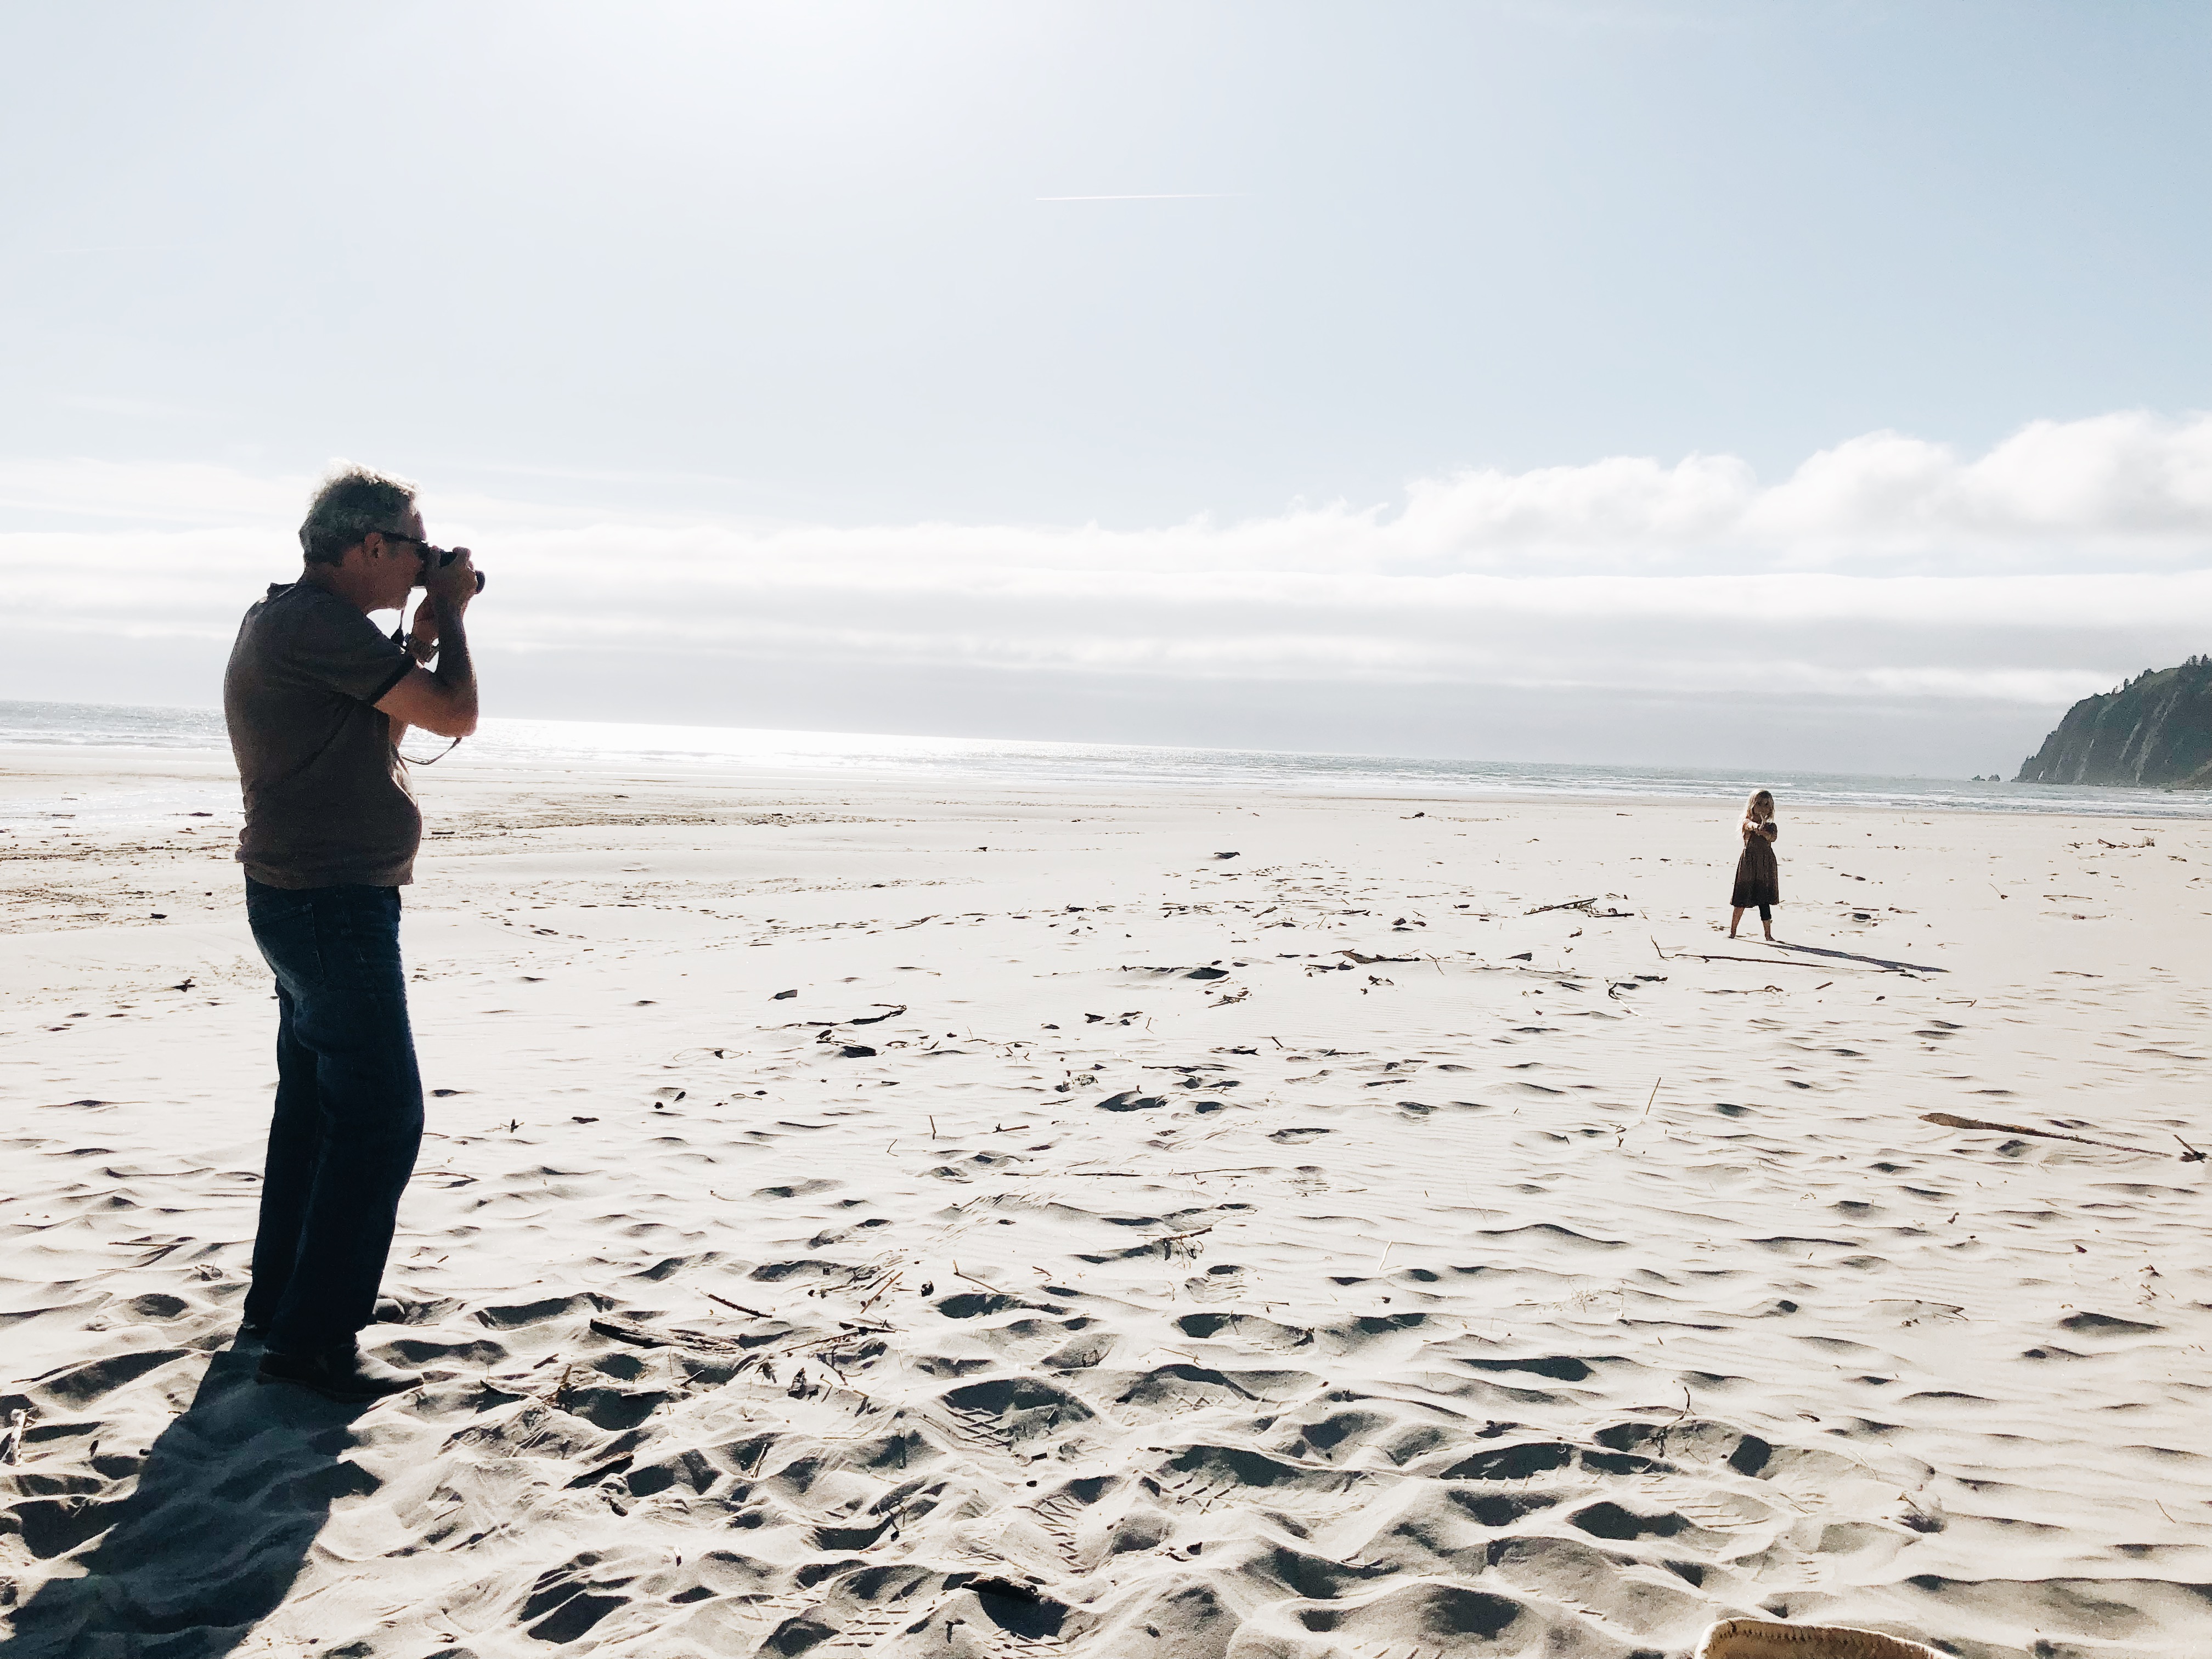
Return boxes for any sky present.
[3,1,2209,774]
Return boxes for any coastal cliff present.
[2017,656,2212,787]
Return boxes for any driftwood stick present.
[786,1003,908,1031]
[704,1291,772,1318]
[1673,952,1886,972]
[1526,898,1598,915]
[591,1314,751,1355]
[1921,1111,2168,1158]
[999,1164,1277,1178]
[1001,1170,1138,1178]
[1652,935,1914,973]
[1154,1225,1215,1252]
[590,1315,674,1348]
[1168,1166,1278,1175]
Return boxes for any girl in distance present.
[1730,788,1781,941]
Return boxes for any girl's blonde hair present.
[1745,789,1775,821]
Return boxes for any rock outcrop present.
[2017,656,2212,787]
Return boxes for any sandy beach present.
[3,748,2208,1658]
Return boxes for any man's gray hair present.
[298,465,419,565]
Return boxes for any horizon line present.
[1034,193,1243,202]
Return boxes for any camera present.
[420,545,487,594]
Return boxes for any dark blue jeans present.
[243,879,423,1353]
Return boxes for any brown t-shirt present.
[224,580,420,889]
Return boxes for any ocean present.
[1,696,2204,825]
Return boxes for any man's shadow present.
[6,1341,366,1657]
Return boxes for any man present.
[223,465,480,1401]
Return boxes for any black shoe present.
[256,1341,424,1402]
[240,1294,408,1342]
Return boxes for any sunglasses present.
[380,529,486,591]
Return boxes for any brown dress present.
[1731,820,1780,908]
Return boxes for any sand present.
[3,748,2209,1658]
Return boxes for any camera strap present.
[397,736,464,766]
[388,622,466,766]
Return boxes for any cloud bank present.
[9,412,2212,771]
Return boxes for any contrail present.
[1034,193,1240,202]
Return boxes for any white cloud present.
[10,413,2212,765]
[0,458,308,527]
[1746,414,2212,559]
